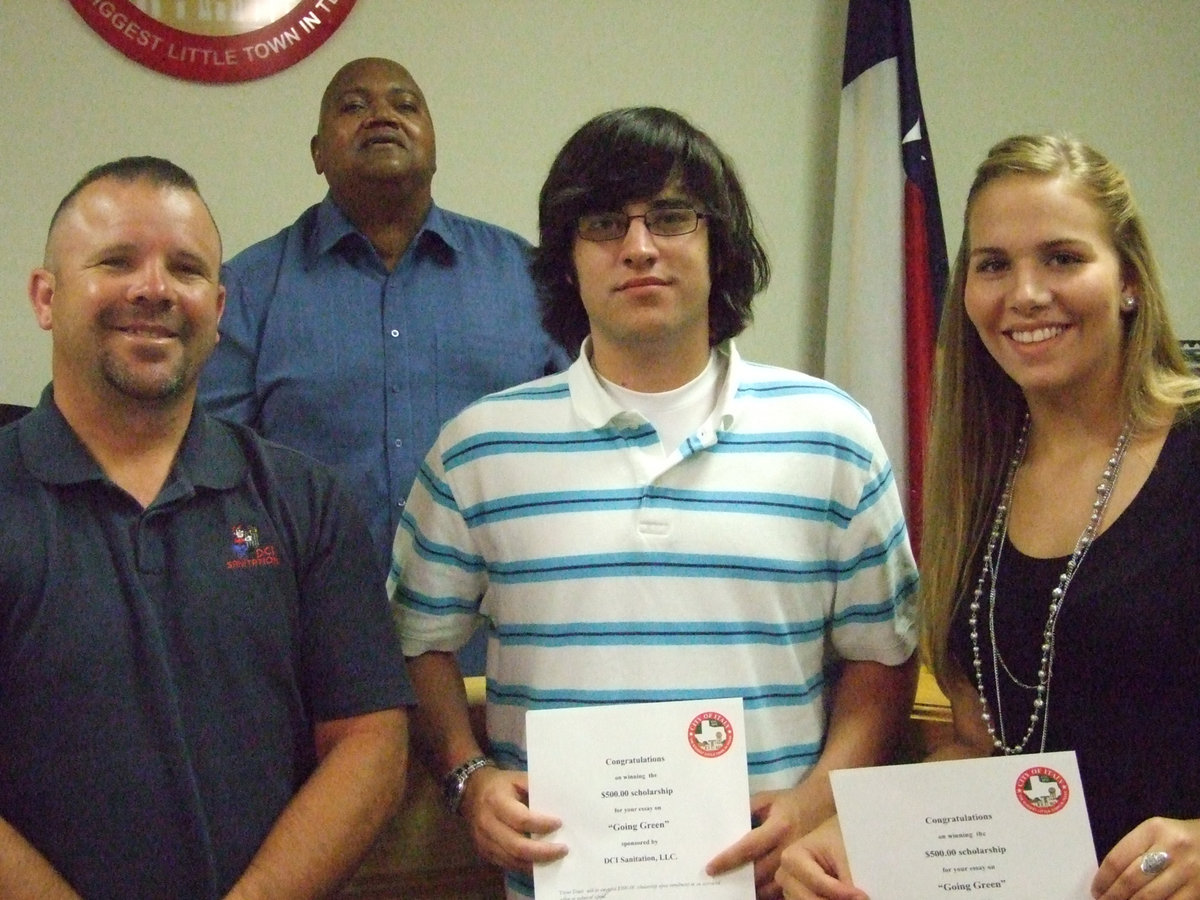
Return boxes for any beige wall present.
[2,0,1197,407]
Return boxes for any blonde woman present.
[778,134,1200,900]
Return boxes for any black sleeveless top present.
[949,415,1200,858]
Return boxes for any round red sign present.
[687,711,734,759]
[67,0,358,84]
[1014,765,1070,816]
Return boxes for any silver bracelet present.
[442,755,496,814]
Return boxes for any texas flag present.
[823,0,948,556]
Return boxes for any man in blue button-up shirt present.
[199,59,568,673]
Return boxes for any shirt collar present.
[310,193,462,261]
[567,338,742,431]
[19,384,244,495]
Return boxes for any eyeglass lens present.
[578,207,701,241]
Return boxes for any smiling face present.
[311,58,437,203]
[963,173,1132,407]
[29,177,225,410]
[570,186,712,386]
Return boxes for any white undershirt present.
[597,351,724,454]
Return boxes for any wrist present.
[442,755,496,815]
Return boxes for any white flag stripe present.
[825,56,909,505]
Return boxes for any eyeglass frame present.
[575,205,708,242]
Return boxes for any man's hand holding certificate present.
[527,698,756,899]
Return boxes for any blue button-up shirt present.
[199,195,568,574]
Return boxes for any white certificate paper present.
[527,698,755,899]
[832,750,1097,899]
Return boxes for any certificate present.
[527,698,755,899]
[831,751,1097,899]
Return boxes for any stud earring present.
[1121,295,1138,313]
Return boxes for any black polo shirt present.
[0,387,412,899]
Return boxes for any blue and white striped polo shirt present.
[393,341,917,793]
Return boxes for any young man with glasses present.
[391,107,919,900]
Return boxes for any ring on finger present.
[1140,850,1170,877]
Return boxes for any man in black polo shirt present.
[0,157,413,899]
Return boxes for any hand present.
[459,767,566,872]
[1092,817,1200,899]
[775,815,867,900]
[707,788,825,900]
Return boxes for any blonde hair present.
[920,134,1200,684]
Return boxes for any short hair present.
[47,157,217,260]
[531,107,770,353]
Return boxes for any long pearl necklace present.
[968,414,1133,754]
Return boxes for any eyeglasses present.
[576,206,706,242]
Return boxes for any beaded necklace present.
[968,414,1133,754]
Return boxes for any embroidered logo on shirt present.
[227,524,280,569]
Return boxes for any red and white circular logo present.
[1015,766,1070,815]
[688,711,734,759]
[67,0,358,83]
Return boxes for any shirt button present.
[393,438,403,448]
[390,329,400,337]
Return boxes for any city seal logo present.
[67,0,358,84]
[688,711,734,759]
[1015,766,1070,815]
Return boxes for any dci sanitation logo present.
[1015,766,1070,815]
[67,0,357,83]
[688,711,734,759]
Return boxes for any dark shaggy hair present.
[530,107,770,354]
